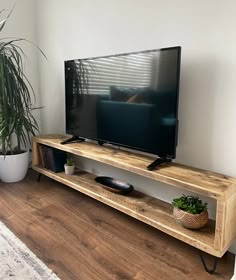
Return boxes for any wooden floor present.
[0,170,234,280]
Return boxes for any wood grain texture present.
[32,139,40,166]
[32,135,236,258]
[0,170,234,280]
[222,192,236,251]
[33,135,236,200]
[33,165,218,256]
[215,200,227,252]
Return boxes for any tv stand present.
[147,157,172,171]
[60,135,85,145]
[32,134,236,273]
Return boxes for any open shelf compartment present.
[33,165,217,256]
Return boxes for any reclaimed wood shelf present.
[32,134,236,258]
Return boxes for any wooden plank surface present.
[32,165,220,256]
[0,170,234,280]
[222,192,236,250]
[33,135,236,200]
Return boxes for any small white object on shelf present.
[64,158,75,175]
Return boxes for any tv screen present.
[65,46,181,158]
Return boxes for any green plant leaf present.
[172,195,208,214]
[0,6,45,155]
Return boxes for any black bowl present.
[95,176,134,195]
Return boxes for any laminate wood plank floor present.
[0,170,234,280]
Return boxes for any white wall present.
[36,0,236,252]
[233,258,236,280]
[231,257,236,280]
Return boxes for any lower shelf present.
[32,165,220,256]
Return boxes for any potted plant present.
[64,158,75,175]
[0,8,44,182]
[172,195,208,229]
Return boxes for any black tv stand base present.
[60,136,85,145]
[147,157,172,171]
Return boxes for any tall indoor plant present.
[0,9,43,182]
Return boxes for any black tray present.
[95,176,134,195]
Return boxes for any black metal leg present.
[37,173,42,182]
[199,251,218,274]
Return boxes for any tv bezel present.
[64,46,181,159]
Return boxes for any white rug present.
[0,221,60,280]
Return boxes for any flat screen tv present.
[64,46,181,162]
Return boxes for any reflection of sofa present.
[96,99,176,155]
[67,86,177,156]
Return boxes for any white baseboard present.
[232,256,236,280]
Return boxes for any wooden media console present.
[32,134,236,263]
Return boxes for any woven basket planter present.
[173,207,208,229]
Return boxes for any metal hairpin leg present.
[37,173,42,182]
[199,251,218,274]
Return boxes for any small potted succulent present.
[172,195,208,229]
[64,158,75,175]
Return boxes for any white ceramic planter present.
[0,150,29,183]
[64,164,75,175]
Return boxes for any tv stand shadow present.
[32,134,236,274]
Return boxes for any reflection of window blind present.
[75,52,159,95]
